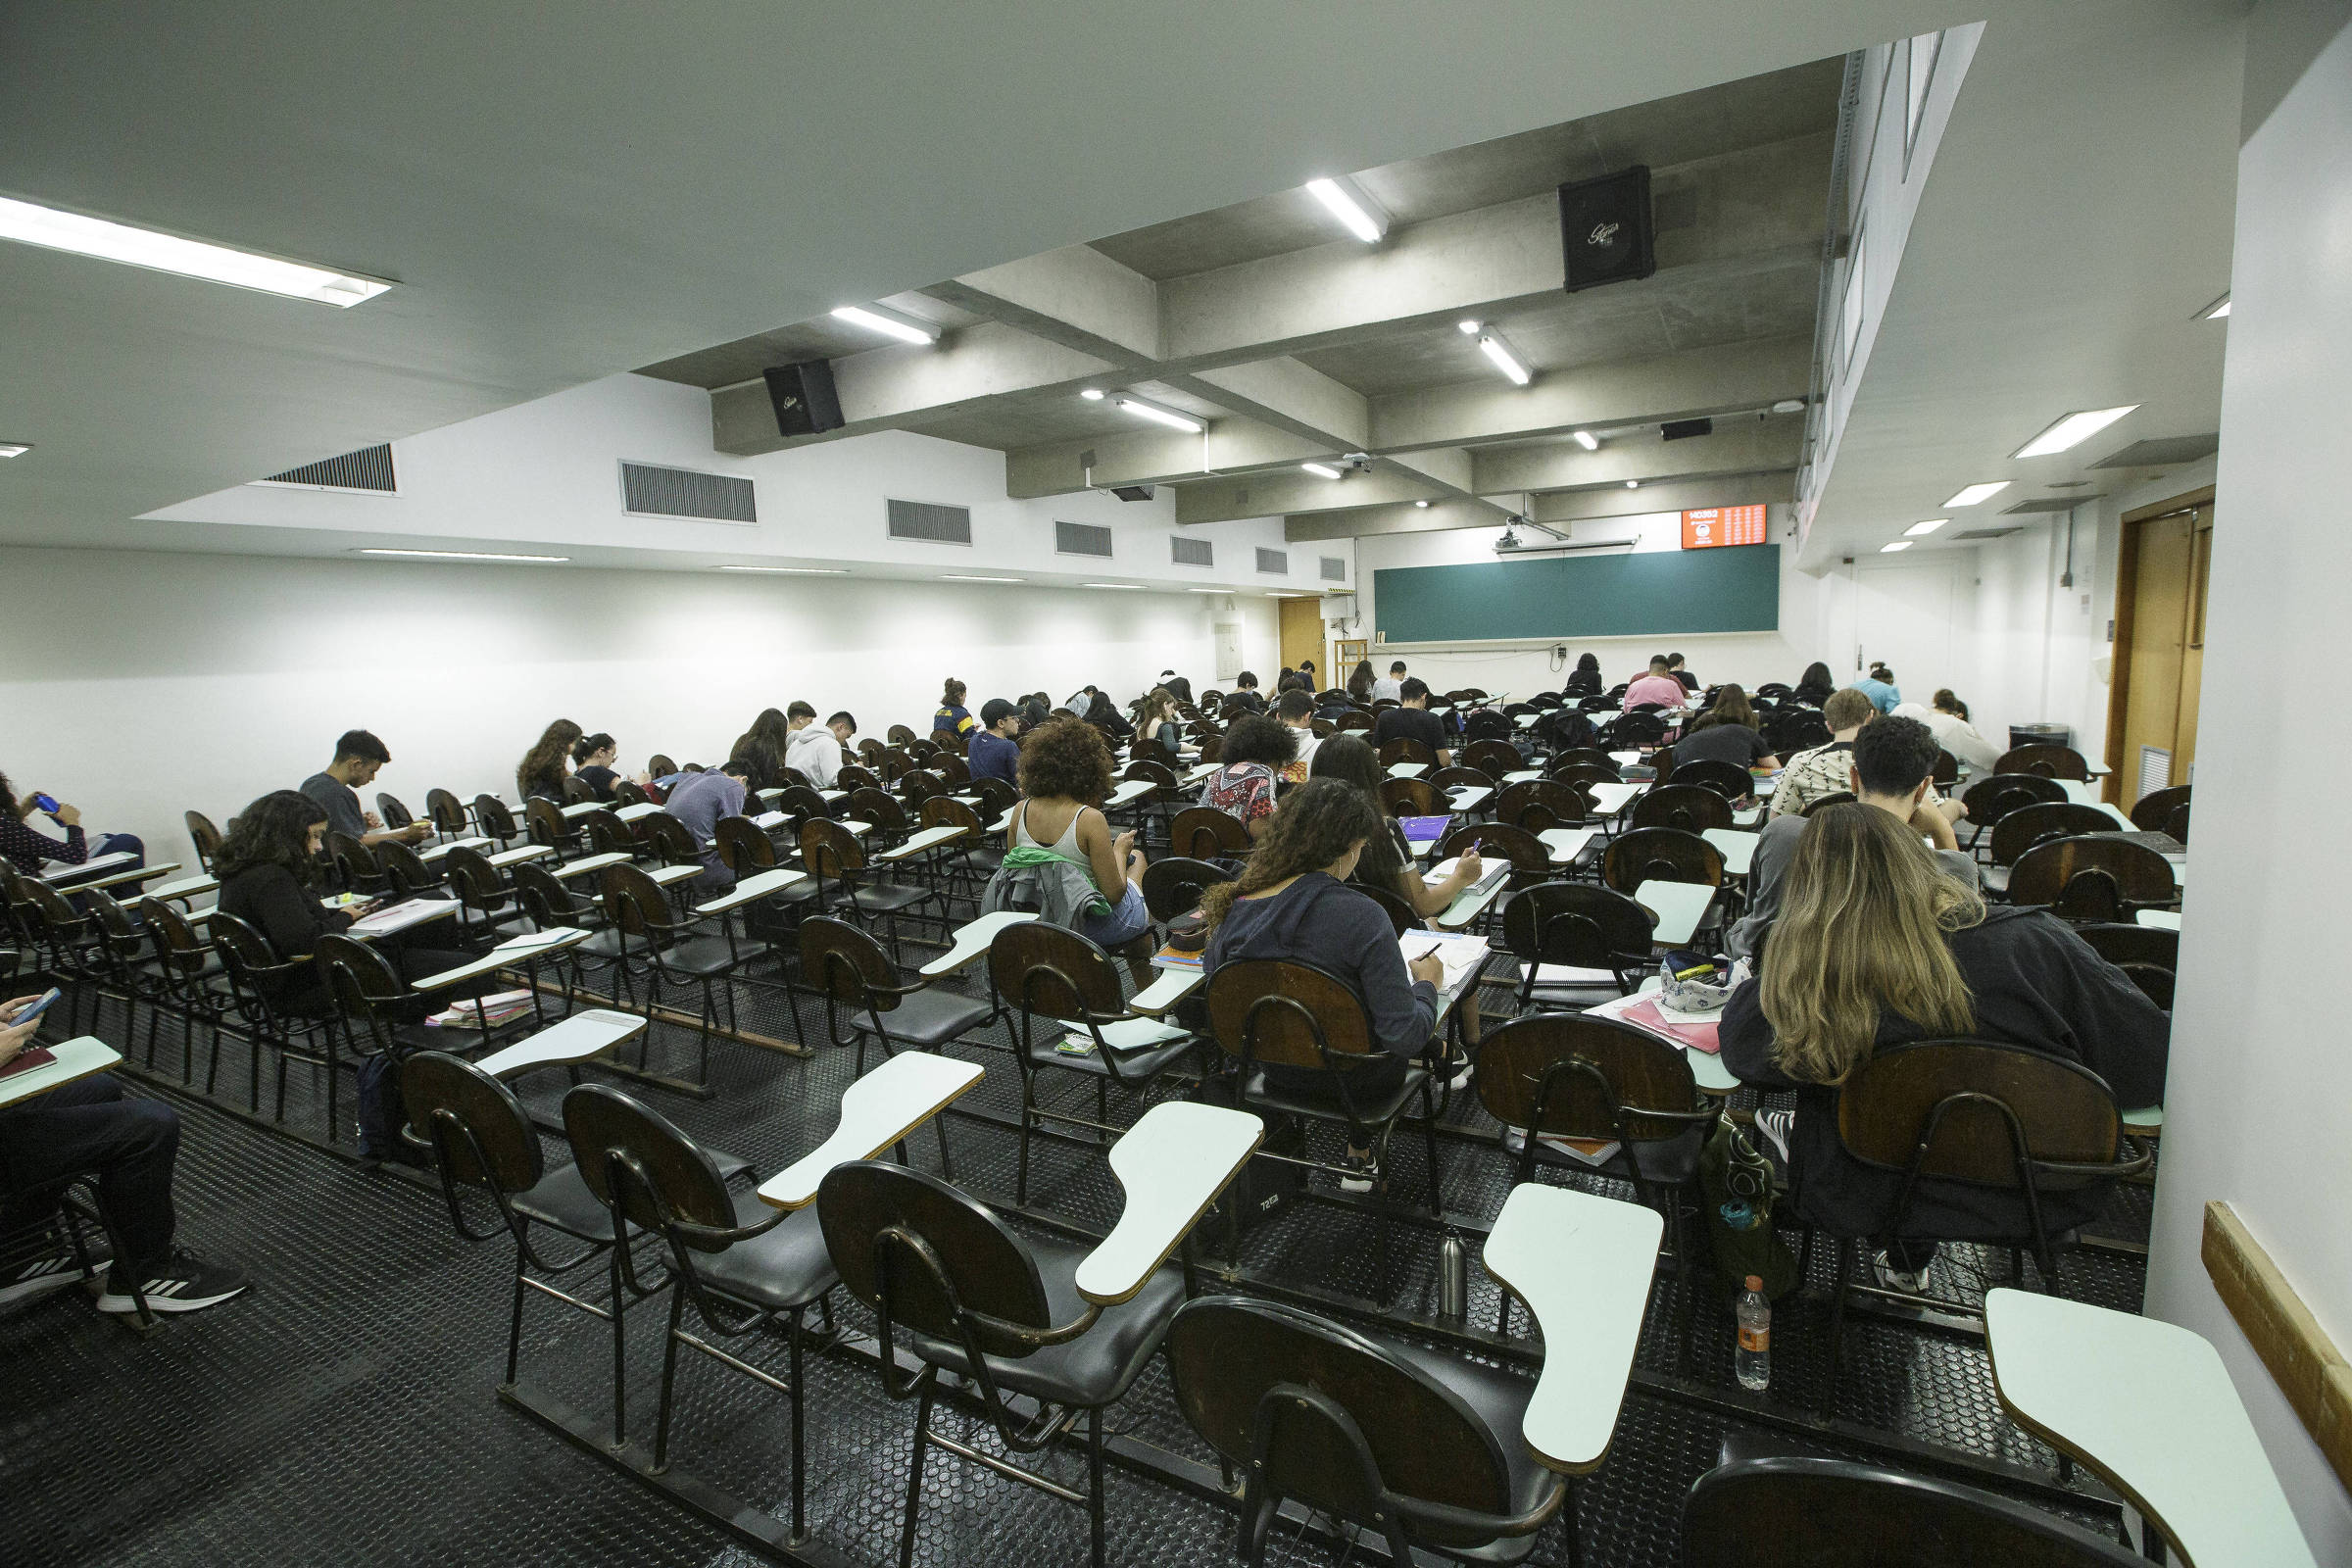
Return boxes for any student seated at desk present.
[0,768,144,878]
[0,995,250,1315]
[934,678,976,741]
[785,707,855,790]
[216,792,475,1012]
[1298,658,1318,687]
[1561,651,1603,698]
[1371,678,1453,767]
[1083,690,1135,742]
[1853,662,1903,714]
[1622,657,1690,711]
[1201,778,1446,1191]
[1273,689,1323,782]
[1671,684,1778,773]
[1792,661,1837,707]
[1134,688,1184,760]
[1371,661,1407,704]
[1732,716,1972,961]
[664,760,752,893]
[570,733,629,802]
[1223,671,1267,715]
[1719,803,2169,1291]
[1667,652,1699,693]
[1347,660,1378,706]
[967,699,1023,784]
[1198,714,1298,841]
[1769,688,1878,818]
[515,718,582,803]
[727,708,792,793]
[1000,717,1152,976]
[1156,668,1193,704]
[1310,736,1485,920]
[299,730,432,850]
[1894,689,2000,774]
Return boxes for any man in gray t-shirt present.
[299,729,432,848]
[1728,716,1976,960]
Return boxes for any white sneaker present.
[1870,1249,1933,1295]
[95,1250,251,1314]
[1336,1152,1377,1194]
[1753,1106,1794,1161]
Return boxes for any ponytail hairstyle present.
[571,731,615,764]
[1869,662,1894,683]
[1933,688,1970,721]
[1199,777,1380,929]
[941,678,967,709]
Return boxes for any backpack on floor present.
[354,1052,413,1163]
[1192,1072,1306,1235]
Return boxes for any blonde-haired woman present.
[1718,803,2169,1291]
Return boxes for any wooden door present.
[2106,489,2214,805]
[1278,595,1324,677]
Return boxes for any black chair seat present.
[1243,1060,1432,1124]
[1026,1030,1198,1080]
[846,880,933,915]
[144,954,226,983]
[573,928,630,960]
[1379,1335,1556,1565]
[872,988,994,1050]
[694,1196,839,1312]
[656,936,741,977]
[510,1161,619,1241]
[899,1232,1183,1408]
[1525,1122,1707,1187]
[957,848,1007,875]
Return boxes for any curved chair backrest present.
[1463,710,1512,742]
[1670,759,1754,802]
[1767,712,1832,754]
[1633,784,1734,834]
[906,736,941,762]
[1336,710,1375,733]
[932,752,970,785]
[1836,1039,2122,1185]
[326,830,382,890]
[1205,958,1379,1072]
[1993,744,2091,781]
[1438,820,1545,877]
[379,838,444,898]
[876,749,915,784]
[474,795,519,839]
[1427,765,1493,797]
[1548,761,1620,791]
[2129,784,2190,834]
[711,815,777,876]
[886,724,916,747]
[205,908,283,981]
[834,762,882,794]
[1753,683,1792,699]
[184,809,224,867]
[1682,1454,2145,1567]
[1500,882,1652,972]
[1602,827,1724,892]
[1170,806,1251,859]
[1356,883,1421,938]
[817,1159,1053,1355]
[1475,1012,1700,1143]
[1379,777,1439,816]
[562,775,596,805]
[1966,773,2071,829]
[611,779,649,808]
[987,920,1124,1021]
[1378,737,1436,767]
[898,772,947,809]
[316,932,406,1022]
[1495,779,1592,835]
[1163,1297,1519,1552]
[425,788,470,834]
[441,846,508,911]
[1461,739,1520,777]
[852,786,913,833]
[140,896,212,976]
[799,915,901,1009]
[403,1050,545,1196]
[2007,836,2174,920]
[1602,712,1667,748]
[2076,921,2177,973]
[1139,856,1235,922]
[772,785,829,824]
[576,809,630,858]
[967,777,1019,814]
[1989,803,2121,867]
[1123,759,1179,790]
[1932,749,1960,787]
[642,811,700,865]
[1801,790,1857,817]
[601,863,676,939]
[646,755,677,779]
[510,860,579,928]
[919,795,986,835]
[375,792,415,829]
[800,818,869,878]
[562,1083,733,1243]
[524,798,570,850]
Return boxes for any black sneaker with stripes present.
[0,1248,94,1309]
[94,1250,250,1315]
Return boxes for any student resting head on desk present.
[1200,777,1446,1191]
[1892,688,2001,775]
[1199,713,1298,841]
[299,729,431,850]
[516,717,583,803]
[1718,801,2170,1292]
[1622,657,1690,712]
[1370,678,1454,767]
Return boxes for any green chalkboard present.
[1374,545,1780,643]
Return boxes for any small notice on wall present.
[1681,506,1768,549]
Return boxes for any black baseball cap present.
[980,698,1017,727]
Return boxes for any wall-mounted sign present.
[1682,505,1768,549]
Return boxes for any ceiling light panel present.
[1304,177,1386,243]
[1573,430,1599,451]
[718,565,848,574]
[2013,406,2138,458]
[1904,518,1948,536]
[1300,462,1343,479]
[359,549,565,563]
[1112,395,1203,433]
[941,573,1024,583]
[1944,481,2011,507]
[829,304,940,344]
[1880,541,1913,552]
[1477,334,1531,386]
[0,193,391,306]
[0,442,29,459]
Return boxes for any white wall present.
[0,545,1275,871]
[2144,0,2352,1555]
[1343,511,1834,698]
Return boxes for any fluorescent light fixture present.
[717,564,848,574]
[1573,430,1599,451]
[829,303,939,345]
[1112,395,1203,433]
[1478,333,1532,386]
[1186,588,1230,594]
[2013,406,2139,459]
[1904,517,1948,537]
[1457,318,1482,335]
[0,193,390,306]
[1944,481,2011,507]
[1414,500,1431,509]
[1880,540,1914,553]
[941,573,1024,583]
[358,549,566,563]
[1079,387,1106,401]
[2201,293,2230,319]
[0,442,29,459]
[1300,462,1343,479]
[1625,479,1640,489]
[1083,582,1148,590]
[1770,398,1807,415]
[1304,177,1386,243]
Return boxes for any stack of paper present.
[426,989,536,1028]
[1402,931,1491,989]
[1423,855,1509,892]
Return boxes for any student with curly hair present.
[516,718,584,803]
[1196,712,1298,842]
[1006,716,1152,966]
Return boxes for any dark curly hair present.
[1218,713,1299,770]
[1200,777,1380,927]
[215,790,329,885]
[1016,715,1114,805]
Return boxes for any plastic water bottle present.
[1736,1275,1771,1391]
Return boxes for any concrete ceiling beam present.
[1473,416,1804,492]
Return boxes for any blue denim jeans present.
[1081,881,1151,950]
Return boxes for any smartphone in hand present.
[10,989,63,1026]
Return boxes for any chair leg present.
[608,1243,630,1446]
[505,1250,529,1387]
[1087,1404,1108,1568]
[1420,1088,1444,1218]
[1822,1236,1852,1420]
[1015,1067,1036,1205]
[898,1377,935,1568]
[652,1286,688,1472]
[790,1304,808,1544]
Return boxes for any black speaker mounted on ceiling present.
[1660,417,1714,441]
[762,360,845,437]
[1558,166,1656,292]
[1111,484,1155,502]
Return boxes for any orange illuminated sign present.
[1681,505,1768,549]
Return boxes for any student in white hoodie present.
[1893,689,2000,774]
[784,704,856,789]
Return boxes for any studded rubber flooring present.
[2,931,2149,1566]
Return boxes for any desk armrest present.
[474,1008,645,1077]
[1075,1102,1261,1303]
[918,909,1038,977]
[1127,966,1203,1015]
[757,1053,984,1209]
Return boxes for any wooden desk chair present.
[1985,804,2122,891]
[834,761,882,794]
[646,754,677,779]
[558,775,593,806]
[1547,760,1620,792]
[563,1083,837,1522]
[510,862,620,1014]
[600,863,741,1089]
[610,779,649,809]
[1668,759,1753,803]
[639,811,701,870]
[523,798,583,861]
[1495,780,1592,836]
[894,770,948,814]
[1438,821,1547,895]
[1197,733,1226,763]
[2006,836,2175,922]
[1765,711,1831,755]
[376,838,447,898]
[14,879,110,1037]
[988,921,1202,1203]
[1994,744,2092,781]
[203,908,341,1126]
[1549,748,1618,774]
[2076,921,2176,1007]
[1336,710,1376,734]
[1382,776,1441,817]
[966,776,1019,816]
[1463,710,1514,743]
[76,888,172,1062]
[1601,828,1725,896]
[327,831,389,895]
[1810,1038,2151,1416]
[425,788,470,837]
[184,808,224,873]
[1461,738,1525,777]
[1602,713,1668,750]
[472,794,524,847]
[570,808,631,859]
[802,915,991,1080]
[374,792,416,830]
[876,748,915,784]
[1379,737,1438,768]
[886,724,917,747]
[1139,856,1234,925]
[800,818,942,962]
[930,751,970,787]
[1752,683,1793,700]
[713,814,780,880]
[1121,759,1183,848]
[1683,1449,2143,1567]
[443,845,532,947]
[1475,1013,1717,1356]
[1500,883,1652,1010]
[1356,882,1422,938]
[1204,957,1441,1298]
[1932,748,1960,788]
[1959,773,2070,854]
[1171,805,1251,861]
[903,738,940,765]
[2129,784,2190,835]
[1430,764,1494,796]
[1633,784,1734,835]
[1165,1296,1566,1568]
[919,795,1001,898]
[139,895,233,1086]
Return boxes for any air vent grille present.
[1171,535,1213,567]
[1319,556,1347,582]
[886,499,973,544]
[1255,547,1289,575]
[620,462,757,523]
[1951,526,2022,540]
[1054,520,1113,558]
[260,444,396,493]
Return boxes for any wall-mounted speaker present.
[762,361,844,437]
[1558,166,1656,292]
